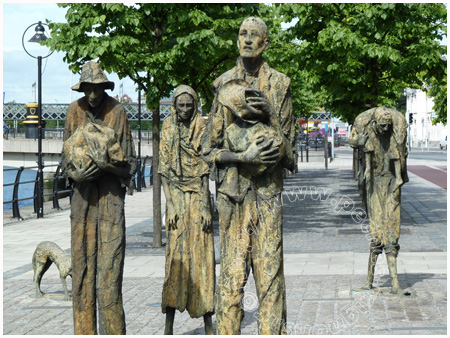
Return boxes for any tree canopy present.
[45,3,264,109]
[44,3,322,120]
[276,3,447,124]
[264,21,324,120]
[426,57,447,125]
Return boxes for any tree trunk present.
[152,20,164,248]
[152,106,162,247]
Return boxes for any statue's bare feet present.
[352,283,373,292]
[204,313,214,335]
[390,279,405,295]
[362,282,372,290]
[205,325,214,335]
[391,286,411,296]
[164,324,173,335]
[164,308,175,335]
[390,286,403,295]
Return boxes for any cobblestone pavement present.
[3,274,446,335]
[3,147,447,335]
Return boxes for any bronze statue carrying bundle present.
[350,106,409,295]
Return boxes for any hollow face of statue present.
[376,120,392,135]
[238,21,267,59]
[82,83,106,108]
[176,93,195,121]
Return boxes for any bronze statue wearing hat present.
[62,61,136,334]
[71,61,115,92]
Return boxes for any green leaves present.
[43,3,446,126]
[45,3,261,110]
[277,3,447,123]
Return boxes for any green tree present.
[427,61,447,125]
[264,26,325,121]
[44,3,262,247]
[395,91,407,114]
[129,121,153,131]
[276,3,447,124]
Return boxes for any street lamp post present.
[22,21,53,218]
[137,88,142,192]
[306,116,309,162]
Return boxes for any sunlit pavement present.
[3,146,446,334]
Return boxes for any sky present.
[2,3,139,104]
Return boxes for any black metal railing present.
[3,164,72,220]
[3,156,154,221]
[135,156,153,190]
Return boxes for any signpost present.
[324,123,328,169]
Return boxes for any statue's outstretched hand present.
[358,131,369,147]
[391,177,403,193]
[166,201,178,231]
[68,159,100,182]
[87,138,109,170]
[202,203,212,232]
[245,88,272,118]
[243,136,279,165]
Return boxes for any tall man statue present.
[62,61,136,334]
[349,107,408,295]
[202,17,295,335]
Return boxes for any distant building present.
[113,94,134,103]
[404,88,446,148]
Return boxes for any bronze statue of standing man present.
[159,85,215,335]
[350,107,408,295]
[62,61,136,334]
[202,17,295,334]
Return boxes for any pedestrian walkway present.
[3,147,447,335]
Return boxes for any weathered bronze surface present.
[201,17,295,335]
[349,107,408,295]
[32,241,72,300]
[62,61,136,335]
[218,79,284,177]
[159,85,215,335]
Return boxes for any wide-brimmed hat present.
[71,61,115,92]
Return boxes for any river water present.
[3,166,152,211]
[3,167,39,211]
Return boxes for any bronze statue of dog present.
[32,241,72,300]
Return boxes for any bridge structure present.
[4,102,334,123]
[3,102,164,167]
[304,109,332,121]
[3,102,172,121]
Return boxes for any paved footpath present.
[3,147,447,335]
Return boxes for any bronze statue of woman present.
[158,85,215,334]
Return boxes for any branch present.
[123,69,147,93]
[194,55,232,89]
[379,29,389,42]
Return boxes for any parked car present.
[440,136,447,150]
